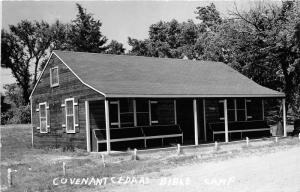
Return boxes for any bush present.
[2,105,31,124]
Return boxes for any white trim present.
[50,66,59,87]
[203,99,207,142]
[106,94,286,98]
[224,99,229,143]
[30,52,54,99]
[149,100,158,125]
[39,102,48,133]
[149,100,152,125]
[282,98,287,137]
[133,99,137,126]
[30,52,106,99]
[30,98,33,147]
[109,100,120,128]
[65,98,76,133]
[105,100,111,153]
[234,99,237,121]
[85,101,91,152]
[174,100,177,124]
[262,99,265,120]
[193,99,199,145]
[245,98,248,121]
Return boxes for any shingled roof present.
[38,50,285,98]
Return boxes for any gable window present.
[149,101,158,125]
[38,102,50,133]
[50,67,59,87]
[65,98,75,133]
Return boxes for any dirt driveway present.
[108,146,300,192]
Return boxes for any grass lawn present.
[0,124,299,192]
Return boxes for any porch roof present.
[53,50,285,98]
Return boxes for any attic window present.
[50,67,59,87]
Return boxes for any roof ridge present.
[53,50,223,65]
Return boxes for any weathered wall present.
[31,54,104,150]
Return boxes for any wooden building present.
[30,50,286,152]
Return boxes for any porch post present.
[282,98,287,137]
[203,99,207,142]
[85,101,91,152]
[262,99,265,120]
[174,99,177,124]
[133,99,137,126]
[224,99,229,143]
[193,99,199,145]
[105,99,111,153]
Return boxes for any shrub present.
[3,105,31,124]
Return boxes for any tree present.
[1,20,53,104]
[68,3,108,53]
[195,3,222,32]
[106,40,125,55]
[226,1,300,105]
[128,19,199,59]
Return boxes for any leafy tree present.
[106,40,125,55]
[1,20,53,104]
[128,19,199,59]
[226,1,300,105]
[68,3,108,53]
[195,3,222,32]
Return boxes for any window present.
[39,102,48,133]
[236,98,246,121]
[50,67,59,87]
[149,101,158,124]
[109,101,120,128]
[218,100,225,120]
[219,99,247,122]
[119,99,134,127]
[136,99,149,126]
[65,98,75,133]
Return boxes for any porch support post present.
[174,99,177,124]
[262,99,265,120]
[282,98,287,137]
[193,99,199,145]
[224,99,229,143]
[85,101,91,152]
[105,99,111,153]
[203,99,207,142]
[133,99,137,126]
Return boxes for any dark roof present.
[51,50,284,98]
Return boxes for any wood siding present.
[31,54,104,149]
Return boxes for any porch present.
[85,97,287,153]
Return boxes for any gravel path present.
[108,146,300,192]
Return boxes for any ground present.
[0,124,299,192]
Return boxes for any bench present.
[93,124,183,151]
[142,124,183,148]
[209,120,270,141]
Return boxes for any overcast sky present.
[0,0,278,93]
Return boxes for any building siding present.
[31,54,104,149]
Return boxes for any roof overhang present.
[105,94,285,98]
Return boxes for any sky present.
[0,0,279,93]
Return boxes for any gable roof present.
[31,50,285,98]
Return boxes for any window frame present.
[109,101,120,128]
[39,102,48,133]
[149,100,159,125]
[50,66,59,87]
[65,98,76,133]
